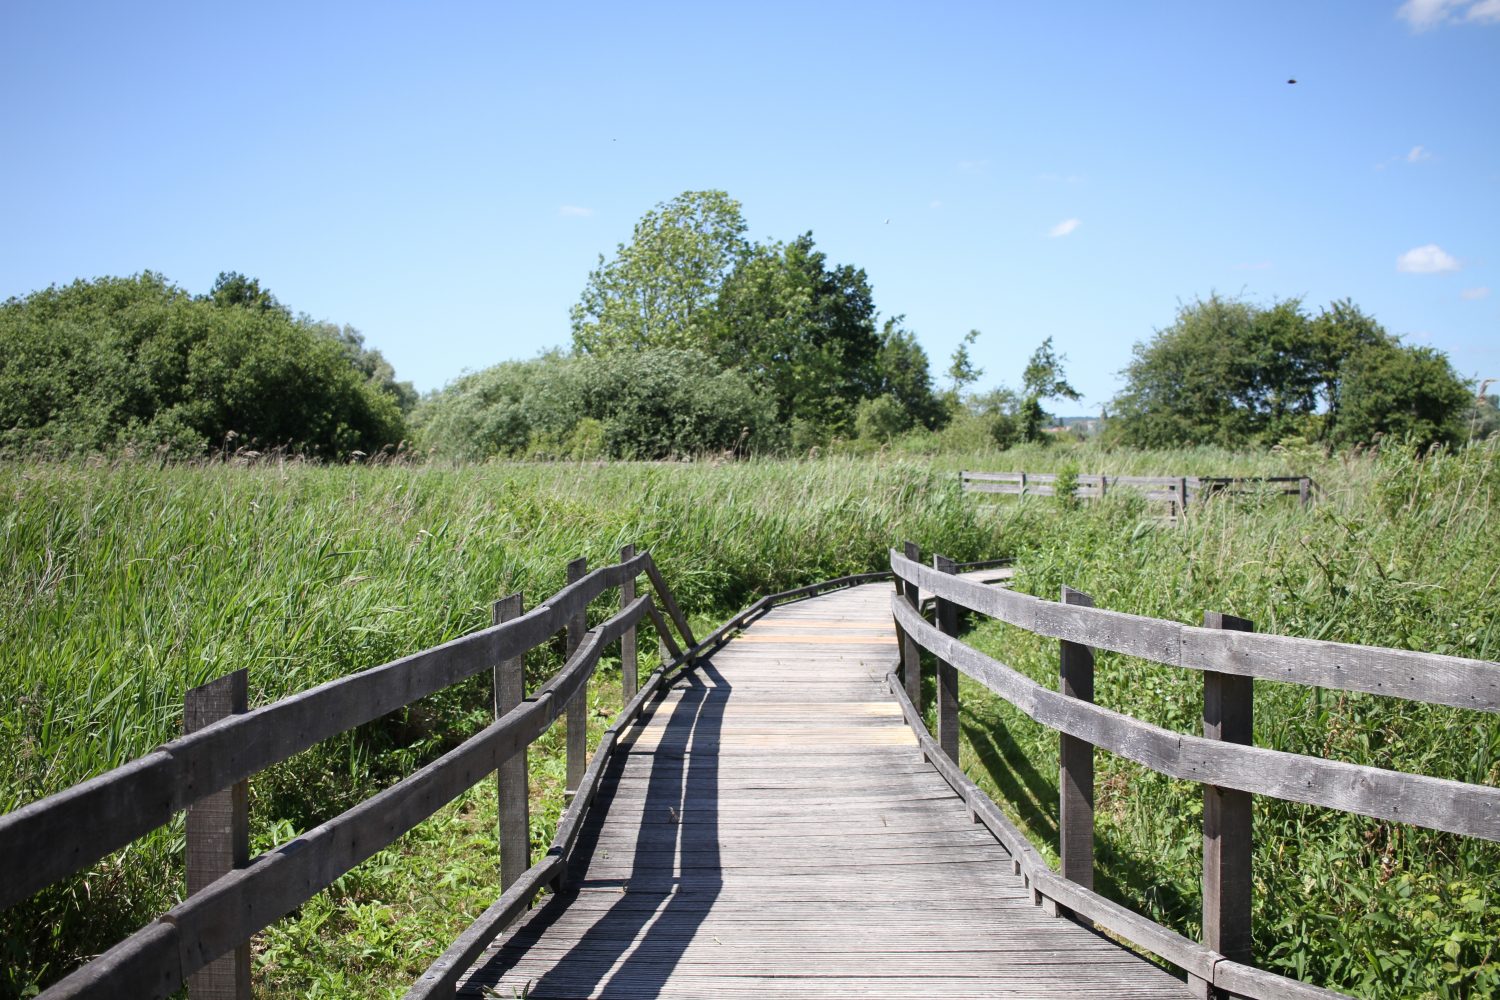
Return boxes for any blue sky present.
[2,1,1496,410]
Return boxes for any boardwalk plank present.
[458,584,1192,999]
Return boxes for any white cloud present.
[1461,286,1492,300]
[1049,218,1081,238]
[1397,0,1500,28]
[1467,0,1500,21]
[1406,145,1433,162]
[1397,244,1461,273]
[558,205,593,218]
[929,199,943,209]
[1398,0,1466,28]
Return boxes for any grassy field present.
[946,441,1498,997]
[0,456,996,997]
[0,445,1495,997]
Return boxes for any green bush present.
[0,273,405,458]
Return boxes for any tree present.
[708,233,879,432]
[1111,293,1470,450]
[570,190,748,354]
[1334,343,1470,450]
[1019,337,1081,441]
[873,317,947,431]
[206,271,286,315]
[0,273,405,458]
[945,329,983,410]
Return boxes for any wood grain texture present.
[1058,586,1095,894]
[183,671,250,1000]
[932,554,961,763]
[0,553,654,910]
[494,594,530,893]
[892,597,1500,840]
[891,550,1500,713]
[1202,611,1256,978]
[457,583,1191,999]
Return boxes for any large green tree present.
[1019,336,1081,441]
[1111,294,1469,450]
[708,233,880,432]
[570,190,749,354]
[0,273,406,457]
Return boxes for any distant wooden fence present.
[890,543,1499,1000]
[1,546,701,1000]
[961,471,1316,515]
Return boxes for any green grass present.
[0,455,997,998]
[949,441,1499,997]
[1,444,1494,998]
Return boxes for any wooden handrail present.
[892,550,1500,713]
[1,542,710,1000]
[892,597,1500,840]
[0,553,657,911]
[37,590,661,1000]
[891,546,1499,999]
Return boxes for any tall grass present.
[952,441,1498,997]
[0,456,996,997]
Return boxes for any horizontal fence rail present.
[2,547,702,1000]
[889,545,1498,1000]
[961,471,1317,511]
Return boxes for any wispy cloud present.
[1461,286,1492,300]
[1397,243,1461,273]
[558,205,594,218]
[1406,145,1433,162]
[929,199,943,209]
[1234,261,1273,271]
[1397,0,1500,29]
[1049,218,1081,238]
[1038,172,1086,184]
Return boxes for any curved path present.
[458,581,1191,999]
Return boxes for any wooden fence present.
[890,543,1500,1000]
[961,471,1316,514]
[1,546,701,1000]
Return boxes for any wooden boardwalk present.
[459,581,1191,998]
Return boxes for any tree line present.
[1,189,1487,460]
[0,272,414,458]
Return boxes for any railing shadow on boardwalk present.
[469,658,730,997]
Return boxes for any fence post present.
[1098,473,1107,499]
[1058,587,1095,913]
[185,670,251,1000]
[565,556,588,796]
[1299,477,1310,508]
[620,545,638,703]
[932,554,961,763]
[901,541,923,709]
[493,593,529,892]
[1198,610,1255,998]
[1179,477,1190,518]
[1019,471,1028,497]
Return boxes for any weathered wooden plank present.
[620,544,639,703]
[894,597,1500,840]
[183,671,250,1000]
[493,594,529,893]
[901,541,923,709]
[1202,611,1256,987]
[644,552,698,650]
[1058,587,1095,894]
[892,550,1500,713]
[1178,626,1500,713]
[0,553,652,910]
[933,554,961,763]
[564,557,589,795]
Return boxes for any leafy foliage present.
[415,349,779,459]
[570,190,749,354]
[1111,295,1470,450]
[0,273,406,458]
